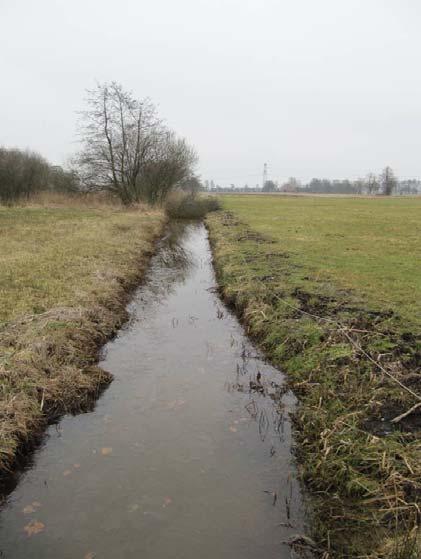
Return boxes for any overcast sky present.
[1,0,420,186]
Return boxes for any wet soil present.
[0,222,307,558]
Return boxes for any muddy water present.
[0,223,307,558]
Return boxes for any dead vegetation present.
[20,191,124,209]
[0,202,165,479]
[164,191,220,219]
[207,211,421,558]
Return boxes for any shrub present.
[164,191,220,219]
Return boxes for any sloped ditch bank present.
[0,210,166,481]
[206,211,420,558]
[0,222,311,559]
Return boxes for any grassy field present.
[0,200,165,476]
[207,195,421,558]
[219,195,421,326]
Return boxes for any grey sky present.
[1,0,420,186]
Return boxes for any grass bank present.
[206,195,421,558]
[0,199,165,478]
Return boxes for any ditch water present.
[0,222,307,558]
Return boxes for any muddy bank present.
[0,215,166,481]
[0,222,309,559]
[206,211,420,558]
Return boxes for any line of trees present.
[299,167,399,195]
[206,167,421,195]
[1,82,198,205]
[296,167,419,195]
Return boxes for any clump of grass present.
[385,527,420,559]
[206,208,421,558]
[0,204,165,475]
[164,191,220,219]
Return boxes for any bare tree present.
[353,178,365,194]
[136,132,197,204]
[49,165,80,193]
[366,172,379,195]
[76,82,196,204]
[380,166,397,196]
[178,174,203,196]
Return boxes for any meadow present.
[207,194,421,558]
[219,194,421,326]
[0,197,165,474]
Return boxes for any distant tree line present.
[1,82,199,205]
[298,167,400,195]
[206,167,421,196]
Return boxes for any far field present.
[220,194,421,327]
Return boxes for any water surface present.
[0,222,306,558]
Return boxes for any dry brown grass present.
[19,190,123,209]
[0,201,165,475]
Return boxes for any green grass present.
[206,195,421,558]
[219,195,421,327]
[0,202,165,475]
